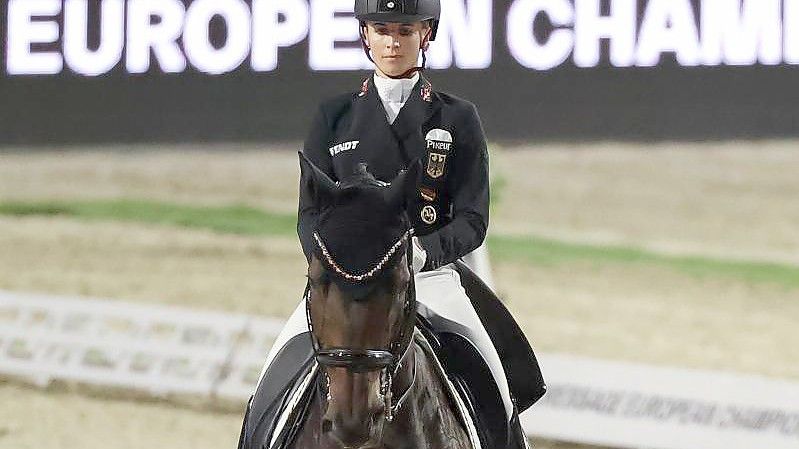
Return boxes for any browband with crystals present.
[313,229,413,282]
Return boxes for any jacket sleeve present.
[297,104,336,262]
[418,103,489,270]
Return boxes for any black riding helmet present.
[355,0,440,41]
[355,0,441,78]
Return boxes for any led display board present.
[1,0,798,144]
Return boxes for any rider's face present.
[364,21,431,78]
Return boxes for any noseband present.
[306,228,416,421]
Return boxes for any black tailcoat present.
[298,75,490,270]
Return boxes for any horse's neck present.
[382,344,472,449]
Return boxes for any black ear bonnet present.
[300,155,420,297]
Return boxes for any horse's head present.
[299,153,420,448]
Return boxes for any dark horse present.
[300,155,472,449]
[294,156,474,448]
[238,153,542,449]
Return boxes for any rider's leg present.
[255,297,309,389]
[414,265,515,419]
[460,242,495,290]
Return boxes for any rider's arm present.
[418,102,489,270]
[297,104,335,262]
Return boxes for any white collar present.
[373,72,420,104]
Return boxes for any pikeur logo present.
[425,129,453,152]
[426,140,451,152]
[329,140,359,157]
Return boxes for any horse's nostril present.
[322,419,333,433]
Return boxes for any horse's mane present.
[312,165,410,298]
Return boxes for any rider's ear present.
[386,159,422,211]
[299,151,338,205]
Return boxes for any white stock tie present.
[373,72,419,124]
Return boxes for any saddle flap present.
[453,260,547,412]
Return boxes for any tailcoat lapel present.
[339,75,441,182]
[345,77,406,181]
[391,75,442,163]
[351,77,395,140]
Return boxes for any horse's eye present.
[307,272,331,288]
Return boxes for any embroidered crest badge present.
[421,82,432,102]
[421,205,437,225]
[420,187,437,202]
[426,153,447,179]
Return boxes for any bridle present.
[306,228,417,422]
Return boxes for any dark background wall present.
[1,0,798,146]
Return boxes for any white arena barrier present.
[0,290,283,401]
[1,290,798,449]
[524,354,799,449]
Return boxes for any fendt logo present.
[4,0,799,76]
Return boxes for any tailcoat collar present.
[358,75,440,133]
[373,72,420,103]
[392,74,439,140]
[354,75,441,164]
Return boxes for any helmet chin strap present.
[388,52,426,79]
[360,26,431,80]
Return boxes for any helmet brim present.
[357,12,436,23]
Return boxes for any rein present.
[306,227,417,422]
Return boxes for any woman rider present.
[254,0,542,445]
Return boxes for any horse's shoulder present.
[239,333,315,449]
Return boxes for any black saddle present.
[452,260,546,413]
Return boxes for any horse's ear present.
[299,151,338,205]
[386,159,422,211]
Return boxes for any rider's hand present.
[411,236,427,274]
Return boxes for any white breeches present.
[460,242,495,290]
[256,265,513,418]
